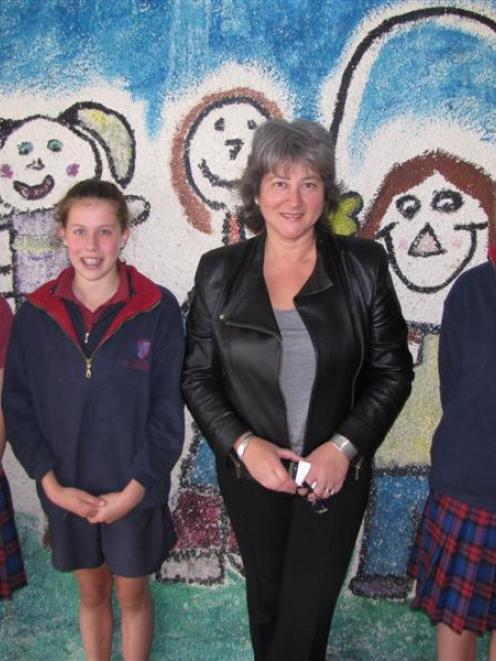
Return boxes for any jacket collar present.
[220,234,276,332]
[28,264,161,347]
[221,232,334,332]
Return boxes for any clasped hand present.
[302,441,350,501]
[41,471,145,524]
[242,437,350,501]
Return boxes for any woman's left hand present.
[87,479,145,524]
[303,442,350,500]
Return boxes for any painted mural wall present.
[1,0,496,648]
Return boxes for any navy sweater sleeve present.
[130,290,186,490]
[438,286,463,410]
[3,308,58,481]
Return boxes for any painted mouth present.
[198,159,237,189]
[378,222,482,293]
[14,175,55,200]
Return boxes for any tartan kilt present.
[408,490,496,634]
[0,466,27,599]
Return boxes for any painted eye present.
[18,142,33,156]
[214,118,225,131]
[432,190,463,213]
[47,139,63,152]
[396,194,421,220]
[247,119,257,130]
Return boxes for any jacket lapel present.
[220,234,280,336]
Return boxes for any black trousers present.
[217,459,372,661]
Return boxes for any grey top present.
[274,308,316,456]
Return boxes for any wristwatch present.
[330,433,358,461]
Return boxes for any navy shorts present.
[48,505,176,578]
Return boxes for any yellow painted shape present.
[375,333,441,468]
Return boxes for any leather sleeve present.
[335,242,414,458]
[130,291,186,489]
[182,253,249,460]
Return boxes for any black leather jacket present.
[182,231,413,465]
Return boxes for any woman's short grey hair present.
[238,119,341,233]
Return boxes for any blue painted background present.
[0,0,391,131]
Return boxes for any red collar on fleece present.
[489,244,496,265]
[28,264,162,349]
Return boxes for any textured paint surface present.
[1,1,496,658]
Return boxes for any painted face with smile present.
[257,161,325,243]
[59,198,129,289]
[374,171,488,326]
[0,117,97,212]
[186,99,269,210]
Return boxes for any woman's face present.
[59,198,129,288]
[257,160,325,243]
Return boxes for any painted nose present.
[225,138,243,160]
[27,157,44,171]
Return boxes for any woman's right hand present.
[240,436,301,493]
[41,470,105,519]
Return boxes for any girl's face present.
[59,198,129,288]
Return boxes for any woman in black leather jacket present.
[182,119,413,661]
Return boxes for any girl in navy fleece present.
[3,180,184,661]
[408,245,496,660]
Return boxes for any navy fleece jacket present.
[3,265,185,515]
[430,261,496,511]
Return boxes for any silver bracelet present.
[235,431,255,460]
[330,433,358,461]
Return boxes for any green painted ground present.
[0,515,491,660]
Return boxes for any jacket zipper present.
[82,303,159,378]
[335,249,366,480]
[219,314,281,340]
[296,307,319,456]
[42,301,160,379]
[349,329,364,479]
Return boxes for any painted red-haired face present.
[360,152,494,327]
[375,171,488,295]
